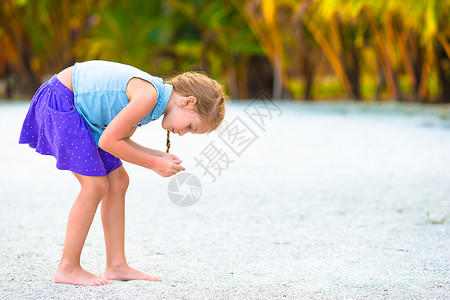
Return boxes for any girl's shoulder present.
[73,60,163,93]
[126,77,158,102]
[56,66,74,92]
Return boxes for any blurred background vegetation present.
[0,0,449,102]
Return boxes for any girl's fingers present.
[171,155,182,164]
[174,164,185,171]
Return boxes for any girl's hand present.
[153,156,185,177]
[162,153,182,165]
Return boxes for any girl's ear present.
[183,96,197,107]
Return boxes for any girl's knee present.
[109,167,129,195]
[116,168,130,193]
[80,177,109,201]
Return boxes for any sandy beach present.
[1,100,449,299]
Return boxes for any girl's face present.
[162,96,210,136]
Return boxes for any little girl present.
[19,60,226,286]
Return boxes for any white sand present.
[0,101,449,299]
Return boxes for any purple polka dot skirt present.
[19,75,122,176]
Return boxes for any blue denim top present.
[72,60,173,145]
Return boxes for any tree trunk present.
[366,9,398,101]
[304,16,352,96]
[436,43,450,103]
[341,25,361,100]
[226,58,239,99]
[303,56,315,101]
[409,32,424,102]
[237,55,249,99]
[247,55,273,99]
[346,47,361,100]
[418,43,434,102]
[396,28,417,101]
[272,53,283,99]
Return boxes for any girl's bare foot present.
[55,265,112,286]
[104,264,162,282]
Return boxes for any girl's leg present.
[102,166,161,281]
[54,173,111,286]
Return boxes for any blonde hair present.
[166,71,227,132]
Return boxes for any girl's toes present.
[93,278,109,286]
[101,279,112,285]
[149,276,162,281]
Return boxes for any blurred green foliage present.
[0,0,449,102]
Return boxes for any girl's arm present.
[98,78,184,176]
